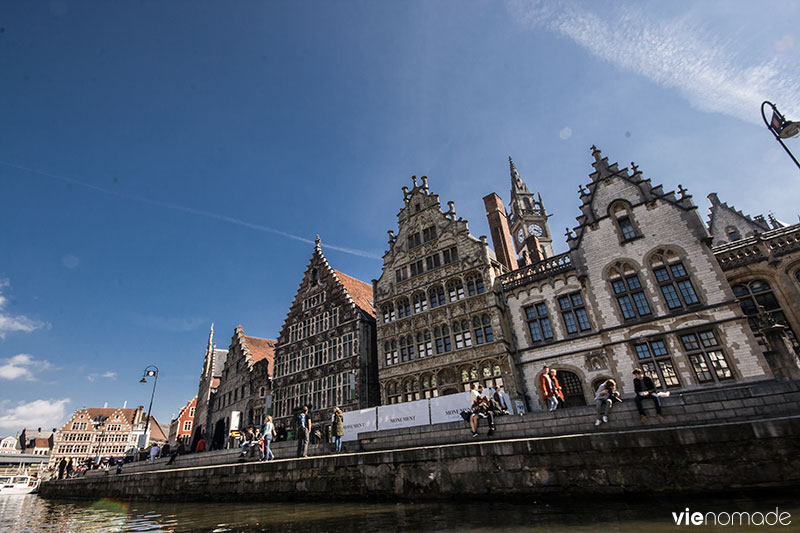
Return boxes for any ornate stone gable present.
[706,192,772,245]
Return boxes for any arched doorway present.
[212,419,226,450]
[558,370,586,407]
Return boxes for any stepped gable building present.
[190,324,229,450]
[707,193,800,374]
[374,176,523,405]
[272,238,378,429]
[496,148,771,409]
[207,326,275,449]
[50,406,166,464]
[168,396,197,447]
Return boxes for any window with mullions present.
[426,253,441,271]
[422,225,437,243]
[633,339,681,388]
[651,255,700,310]
[461,366,480,391]
[558,292,592,334]
[732,279,798,347]
[447,279,465,302]
[384,340,398,366]
[382,305,395,324]
[680,330,734,384]
[453,319,472,349]
[399,335,415,362]
[386,381,401,404]
[618,217,637,240]
[611,273,651,320]
[466,273,485,296]
[408,232,421,249]
[416,330,433,357]
[609,201,640,243]
[428,285,446,308]
[434,325,452,354]
[403,378,420,402]
[525,303,554,343]
[396,298,411,319]
[472,314,494,344]
[420,374,438,398]
[412,291,428,314]
[442,247,459,264]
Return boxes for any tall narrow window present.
[558,292,592,334]
[732,280,798,347]
[610,271,651,320]
[428,285,445,308]
[525,303,554,343]
[434,325,452,354]
[633,339,680,388]
[412,292,428,314]
[442,247,459,264]
[384,340,398,366]
[417,330,432,358]
[680,330,734,384]
[421,374,438,398]
[610,201,640,243]
[447,279,465,302]
[396,298,410,319]
[466,273,485,296]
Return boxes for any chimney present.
[483,193,518,272]
[123,400,127,409]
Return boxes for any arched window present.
[396,298,410,319]
[447,279,465,302]
[608,262,651,321]
[472,314,494,343]
[384,340,398,366]
[416,330,433,358]
[429,285,446,308]
[382,304,395,324]
[403,378,420,402]
[460,366,478,391]
[649,250,700,310]
[399,335,415,362]
[386,381,401,404]
[434,325,452,354]
[452,320,472,349]
[466,273,485,296]
[609,200,640,242]
[420,374,438,398]
[555,370,586,407]
[732,279,798,346]
[412,291,428,314]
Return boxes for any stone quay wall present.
[40,380,800,502]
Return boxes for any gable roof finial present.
[315,234,321,252]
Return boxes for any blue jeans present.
[546,396,558,411]
[333,435,342,452]
[264,437,274,460]
[635,393,662,415]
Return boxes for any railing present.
[500,252,575,290]
[713,225,800,271]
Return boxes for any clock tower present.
[508,157,554,262]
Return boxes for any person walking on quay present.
[57,458,67,480]
[633,368,665,422]
[594,379,621,426]
[539,365,558,411]
[149,443,160,461]
[66,458,74,478]
[262,415,276,461]
[331,406,344,453]
[296,405,311,458]
[549,368,566,408]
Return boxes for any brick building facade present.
[168,396,197,447]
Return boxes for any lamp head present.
[779,120,800,139]
[139,377,147,384]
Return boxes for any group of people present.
[538,365,668,427]
[461,384,511,437]
[238,415,278,461]
[293,404,345,458]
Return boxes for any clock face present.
[528,224,543,237]
[517,229,525,243]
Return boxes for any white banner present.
[377,400,430,431]
[429,392,473,425]
[342,407,377,441]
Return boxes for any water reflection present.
[0,494,797,532]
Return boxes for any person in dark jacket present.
[633,368,664,422]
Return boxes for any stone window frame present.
[679,329,735,384]
[557,291,592,335]
[428,285,446,309]
[606,261,653,322]
[472,314,494,344]
[524,302,554,345]
[381,304,396,324]
[608,200,642,244]
[416,330,433,358]
[434,324,453,354]
[442,246,459,265]
[383,339,398,367]
[403,377,420,402]
[412,291,428,314]
[399,335,416,363]
[632,338,681,389]
[386,381,401,404]
[396,297,411,319]
[648,248,701,312]
[460,364,480,391]
[725,225,742,242]
[420,373,439,399]
[732,278,799,347]
[446,277,465,302]
[452,319,473,350]
[465,272,485,296]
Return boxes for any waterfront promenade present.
[40,379,800,502]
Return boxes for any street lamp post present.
[761,101,800,171]
[139,365,159,448]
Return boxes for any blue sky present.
[1,1,798,435]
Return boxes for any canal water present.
[1,493,797,532]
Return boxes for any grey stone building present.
[206,326,275,449]
[190,324,229,451]
[272,238,378,430]
[493,148,772,410]
[374,176,523,405]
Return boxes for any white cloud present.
[0,398,71,434]
[0,280,48,339]
[87,371,117,382]
[61,254,80,269]
[559,127,573,140]
[0,354,52,381]
[775,35,795,54]
[507,1,800,124]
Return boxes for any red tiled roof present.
[243,335,276,365]
[85,408,139,426]
[148,418,168,442]
[333,270,376,318]
[33,438,49,448]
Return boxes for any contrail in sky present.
[0,160,382,260]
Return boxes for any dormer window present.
[725,226,741,241]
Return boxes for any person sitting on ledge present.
[633,368,665,422]
[594,379,621,426]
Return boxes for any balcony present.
[500,252,575,291]
[713,225,800,271]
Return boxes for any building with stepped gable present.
[272,238,378,431]
[374,176,524,406]
[489,147,773,410]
